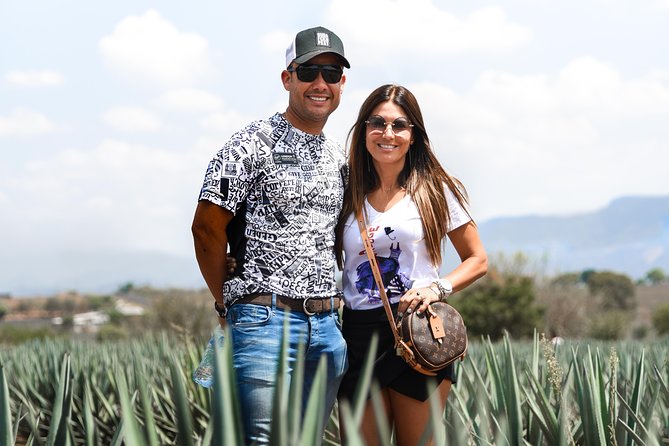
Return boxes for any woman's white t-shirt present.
[341,188,471,310]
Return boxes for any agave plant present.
[1,330,668,444]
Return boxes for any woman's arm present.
[398,221,487,315]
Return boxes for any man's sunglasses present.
[287,64,344,84]
[365,116,414,133]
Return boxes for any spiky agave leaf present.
[168,351,195,446]
[45,353,73,446]
[134,361,159,446]
[270,315,291,445]
[1,361,16,446]
[211,326,243,446]
[115,370,144,445]
[298,356,327,446]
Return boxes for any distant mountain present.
[476,195,669,279]
[3,196,667,297]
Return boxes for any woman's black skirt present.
[338,303,456,403]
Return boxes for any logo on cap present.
[316,32,330,47]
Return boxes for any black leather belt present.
[235,293,341,316]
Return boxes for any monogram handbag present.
[396,301,467,374]
[357,211,468,376]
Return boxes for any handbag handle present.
[356,209,403,345]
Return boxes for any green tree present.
[88,295,113,311]
[538,280,590,339]
[116,282,135,295]
[550,272,583,288]
[585,271,636,310]
[652,303,669,336]
[450,274,544,341]
[580,269,596,284]
[0,304,6,320]
[587,310,629,340]
[106,308,124,325]
[645,268,667,285]
[61,315,74,329]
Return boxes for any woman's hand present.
[397,285,440,316]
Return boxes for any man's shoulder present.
[217,114,282,156]
[231,114,277,138]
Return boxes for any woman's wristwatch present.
[431,279,453,301]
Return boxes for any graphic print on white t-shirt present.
[355,229,414,304]
[341,188,471,311]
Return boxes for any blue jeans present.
[227,295,348,445]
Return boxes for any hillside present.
[1,195,668,296]
[476,195,669,279]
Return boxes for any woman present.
[335,84,488,446]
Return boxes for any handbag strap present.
[356,209,403,345]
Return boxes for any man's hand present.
[226,256,237,276]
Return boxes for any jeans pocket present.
[227,304,273,327]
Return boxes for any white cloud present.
[158,88,222,112]
[0,108,57,136]
[5,139,205,255]
[102,106,162,133]
[259,31,292,56]
[405,56,669,220]
[554,57,623,110]
[327,1,532,61]
[644,246,664,263]
[99,9,214,87]
[6,70,64,87]
[649,69,669,82]
[200,109,254,138]
[553,57,669,115]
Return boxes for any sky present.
[1,0,669,294]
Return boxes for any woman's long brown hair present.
[335,84,470,269]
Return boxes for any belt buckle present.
[302,298,316,316]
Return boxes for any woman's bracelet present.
[432,279,453,301]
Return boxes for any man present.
[191,26,350,444]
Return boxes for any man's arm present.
[192,200,235,325]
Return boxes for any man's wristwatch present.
[214,301,227,318]
[432,279,453,301]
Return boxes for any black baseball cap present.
[285,26,350,69]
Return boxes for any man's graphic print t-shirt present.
[341,189,470,310]
[198,113,346,304]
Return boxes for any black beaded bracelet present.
[214,301,227,318]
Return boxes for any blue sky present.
[2,0,669,294]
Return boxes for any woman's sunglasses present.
[365,116,414,133]
[287,64,344,84]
